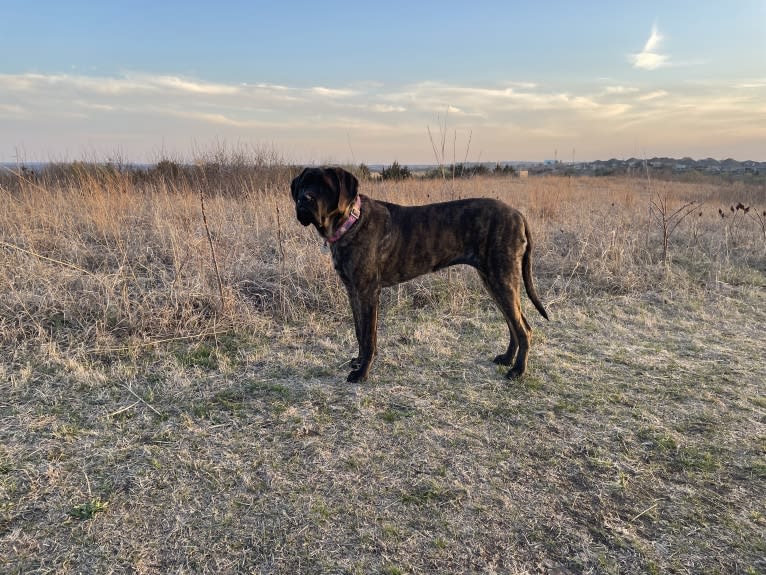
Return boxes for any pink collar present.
[327,195,361,244]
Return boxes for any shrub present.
[381,161,411,181]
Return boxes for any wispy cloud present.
[0,103,26,117]
[738,79,766,89]
[369,104,406,113]
[144,75,242,95]
[166,109,255,128]
[605,86,639,95]
[638,90,669,101]
[310,86,358,98]
[383,82,593,114]
[631,24,670,70]
[0,72,300,98]
[1,71,764,162]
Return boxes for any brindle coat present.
[291,166,549,383]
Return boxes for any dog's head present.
[290,167,359,237]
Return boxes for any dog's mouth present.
[296,206,315,227]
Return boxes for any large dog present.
[291,166,549,383]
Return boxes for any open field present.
[1,163,765,574]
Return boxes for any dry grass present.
[1,163,765,574]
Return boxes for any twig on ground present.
[118,380,162,417]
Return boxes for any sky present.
[1,1,765,164]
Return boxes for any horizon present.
[2,1,765,164]
[2,154,765,170]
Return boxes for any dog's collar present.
[327,195,361,244]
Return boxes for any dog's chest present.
[330,246,350,283]
[330,246,342,270]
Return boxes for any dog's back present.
[371,197,524,282]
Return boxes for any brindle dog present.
[291,166,549,383]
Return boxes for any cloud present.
[166,109,255,127]
[2,70,765,163]
[369,104,406,113]
[310,86,358,98]
[0,103,26,117]
[383,82,581,114]
[385,82,633,122]
[638,90,668,101]
[605,86,639,95]
[631,24,670,70]
[738,79,766,89]
[143,75,242,96]
[0,72,296,98]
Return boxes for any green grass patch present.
[68,498,108,521]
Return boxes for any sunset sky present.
[1,0,764,164]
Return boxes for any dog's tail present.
[522,221,549,320]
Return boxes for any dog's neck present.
[326,195,362,244]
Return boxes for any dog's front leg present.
[347,285,380,383]
[341,283,363,369]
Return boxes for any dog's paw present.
[505,367,525,380]
[346,368,367,383]
[493,353,514,366]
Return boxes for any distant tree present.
[470,163,489,177]
[381,161,411,180]
[451,163,489,178]
[357,163,372,180]
[152,159,182,181]
[494,163,516,176]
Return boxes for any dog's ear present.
[290,168,310,203]
[332,167,359,214]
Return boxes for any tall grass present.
[4,147,766,575]
[1,157,764,355]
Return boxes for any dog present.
[290,166,549,383]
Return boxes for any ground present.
[1,169,764,573]
[3,281,765,574]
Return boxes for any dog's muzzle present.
[296,206,313,226]
[295,197,315,226]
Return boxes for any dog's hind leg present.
[504,299,531,379]
[480,273,516,366]
[480,271,531,379]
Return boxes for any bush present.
[381,161,411,181]
[424,163,508,179]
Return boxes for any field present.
[1,162,765,574]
